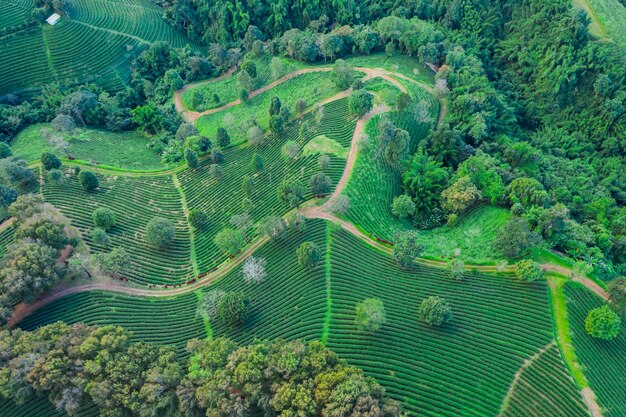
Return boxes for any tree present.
[355,298,386,332]
[251,153,264,172]
[92,207,116,230]
[214,228,244,256]
[514,260,544,282]
[177,123,198,142]
[242,175,254,196]
[51,113,76,133]
[419,296,452,326]
[440,176,482,214]
[230,213,252,240]
[132,103,163,134]
[78,170,99,192]
[281,140,300,160]
[309,173,332,195]
[277,179,305,207]
[218,292,250,326]
[397,92,411,112]
[348,89,374,116]
[188,209,208,229]
[91,228,110,247]
[241,60,257,78]
[40,152,61,171]
[247,125,264,146]
[447,258,465,281]
[608,278,626,316]
[393,231,423,268]
[0,142,13,159]
[145,217,175,249]
[321,34,344,61]
[391,194,415,218]
[258,216,288,240]
[47,169,64,185]
[269,114,285,136]
[585,305,621,340]
[269,96,282,116]
[92,247,132,278]
[318,154,331,171]
[185,149,199,169]
[297,241,322,269]
[494,217,541,258]
[242,256,266,284]
[295,98,307,116]
[271,57,286,79]
[14,217,69,250]
[237,70,254,91]
[331,59,356,89]
[185,136,212,154]
[330,195,350,214]
[286,212,307,232]
[216,127,230,148]
[209,163,222,179]
[0,185,18,208]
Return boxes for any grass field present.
[574,0,626,49]
[346,53,436,84]
[195,71,343,144]
[0,0,205,97]
[43,172,193,285]
[11,124,164,169]
[565,282,626,417]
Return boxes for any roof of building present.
[46,13,61,25]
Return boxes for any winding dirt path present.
[542,263,609,301]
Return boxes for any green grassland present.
[565,283,626,417]
[574,0,626,50]
[196,71,343,144]
[346,52,436,84]
[11,124,164,170]
[0,0,205,97]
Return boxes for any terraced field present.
[12,124,164,170]
[500,343,590,417]
[180,97,356,274]
[42,173,193,285]
[195,71,343,144]
[565,283,626,417]
[0,0,32,32]
[325,228,554,417]
[0,0,205,97]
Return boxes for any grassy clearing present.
[346,52,436,84]
[302,135,347,158]
[565,282,626,416]
[586,0,626,49]
[196,71,343,144]
[11,124,164,170]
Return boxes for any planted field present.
[346,52,435,84]
[42,173,193,285]
[181,56,287,111]
[565,282,626,417]
[0,0,31,32]
[325,228,554,417]
[18,290,205,358]
[204,219,328,345]
[500,343,590,417]
[195,71,342,144]
[180,98,355,273]
[0,0,204,96]
[11,124,164,170]
[0,225,15,258]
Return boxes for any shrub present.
[78,171,99,192]
[585,305,621,340]
[515,260,544,282]
[419,296,452,326]
[92,208,116,230]
[297,241,322,269]
[145,217,175,249]
[355,298,386,332]
[40,152,61,171]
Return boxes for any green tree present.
[91,228,110,247]
[251,153,264,171]
[608,278,626,316]
[447,258,465,281]
[331,59,356,89]
[185,135,211,154]
[241,60,257,78]
[393,231,423,268]
[242,175,254,196]
[132,103,163,134]
[494,217,541,258]
[295,98,307,115]
[514,260,544,282]
[297,241,322,269]
[214,228,244,255]
[355,298,386,332]
[93,247,132,278]
[402,149,449,217]
[391,194,415,218]
[14,218,69,250]
[397,92,411,111]
[0,185,18,208]
[585,305,621,340]
[269,96,282,116]
[258,216,288,240]
[40,152,61,171]
[145,217,175,249]
[78,170,99,192]
[0,143,12,159]
[188,209,208,229]
[309,173,332,195]
[277,179,305,207]
[218,291,250,326]
[348,89,374,116]
[92,207,116,230]
[419,296,452,326]
[269,114,285,136]
[216,127,230,147]
[185,148,199,169]
[440,176,482,214]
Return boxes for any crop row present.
[0,396,98,417]
[0,29,52,95]
[0,0,31,32]
[42,173,193,285]
[565,282,626,417]
[179,98,355,274]
[196,71,341,144]
[325,228,554,417]
[501,343,590,417]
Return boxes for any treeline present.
[0,323,402,417]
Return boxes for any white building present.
[46,13,61,25]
